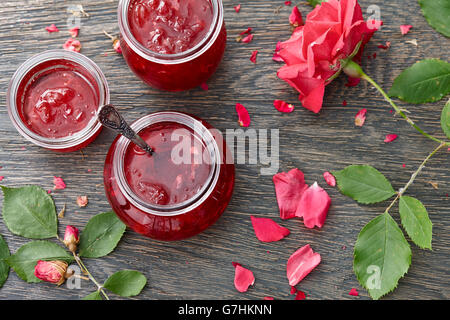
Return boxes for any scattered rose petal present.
[355,109,367,127]
[295,290,306,300]
[286,244,321,286]
[273,168,308,220]
[53,176,66,190]
[63,38,81,52]
[240,27,252,36]
[296,182,331,229]
[274,100,294,113]
[400,25,412,35]
[76,196,88,208]
[384,134,398,143]
[0,176,4,182]
[241,34,254,43]
[290,286,297,295]
[250,216,290,242]
[113,40,122,54]
[234,264,255,293]
[236,103,251,127]
[47,190,52,194]
[405,39,418,46]
[69,27,79,37]
[285,1,292,5]
[378,41,391,50]
[45,24,59,33]
[402,163,406,168]
[289,6,303,27]
[200,83,209,91]
[58,204,66,218]
[263,296,274,300]
[323,172,336,187]
[250,50,258,64]
[234,4,241,13]
[349,288,359,296]
[342,100,348,107]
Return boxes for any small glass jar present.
[117,0,227,91]
[6,50,109,152]
[104,112,235,241]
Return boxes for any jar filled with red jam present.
[117,0,226,91]
[104,112,235,241]
[7,50,109,152]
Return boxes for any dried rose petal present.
[240,27,252,36]
[342,100,348,106]
[250,216,290,242]
[355,109,367,127]
[349,288,359,296]
[53,176,66,190]
[263,296,274,300]
[45,24,59,33]
[384,134,398,143]
[234,264,255,293]
[113,39,122,54]
[76,195,88,207]
[286,244,321,286]
[241,34,254,43]
[295,290,306,300]
[289,7,303,28]
[63,38,81,52]
[400,25,412,35]
[69,27,79,37]
[250,50,258,64]
[273,168,308,220]
[290,286,297,295]
[378,41,391,50]
[323,172,336,187]
[234,4,241,13]
[34,260,69,285]
[273,100,294,113]
[236,103,251,127]
[63,225,80,252]
[200,83,209,91]
[296,182,331,229]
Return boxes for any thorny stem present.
[361,73,450,147]
[385,142,446,214]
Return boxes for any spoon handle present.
[98,104,154,155]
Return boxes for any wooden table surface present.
[0,0,449,300]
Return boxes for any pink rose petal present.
[274,100,294,113]
[349,288,359,296]
[295,290,306,300]
[296,182,331,229]
[0,176,4,182]
[63,38,81,52]
[69,27,79,38]
[377,41,391,50]
[384,134,398,143]
[286,244,321,286]
[323,172,336,187]
[234,4,241,13]
[53,176,66,190]
[250,50,258,64]
[273,169,308,220]
[236,103,251,127]
[400,25,412,35]
[250,216,290,242]
[241,34,254,43]
[355,108,367,127]
[45,24,59,33]
[263,296,274,300]
[289,6,303,27]
[285,1,292,6]
[234,264,255,293]
[76,196,88,208]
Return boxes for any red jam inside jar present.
[118,0,227,91]
[104,112,235,241]
[7,50,109,152]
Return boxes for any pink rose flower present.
[277,0,381,113]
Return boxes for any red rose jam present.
[129,0,214,54]
[124,122,212,205]
[21,69,98,139]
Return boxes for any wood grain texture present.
[0,0,449,300]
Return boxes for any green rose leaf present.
[308,0,327,7]
[1,185,58,239]
[82,291,103,300]
[354,212,412,300]
[104,270,147,297]
[388,59,450,104]
[399,196,433,249]
[333,165,396,204]
[0,234,10,288]
[418,0,450,38]
[441,99,450,139]
[79,211,126,258]
[6,240,73,283]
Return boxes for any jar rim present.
[117,0,224,64]
[6,50,109,150]
[112,112,222,217]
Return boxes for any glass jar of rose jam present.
[6,50,109,152]
[104,112,235,241]
[117,0,227,91]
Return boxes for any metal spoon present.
[98,104,154,156]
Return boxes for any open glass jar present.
[6,50,109,152]
[104,112,235,241]
[117,0,227,91]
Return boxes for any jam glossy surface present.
[124,122,212,205]
[129,0,213,54]
[21,69,98,139]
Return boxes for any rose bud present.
[34,260,72,286]
[63,225,80,252]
